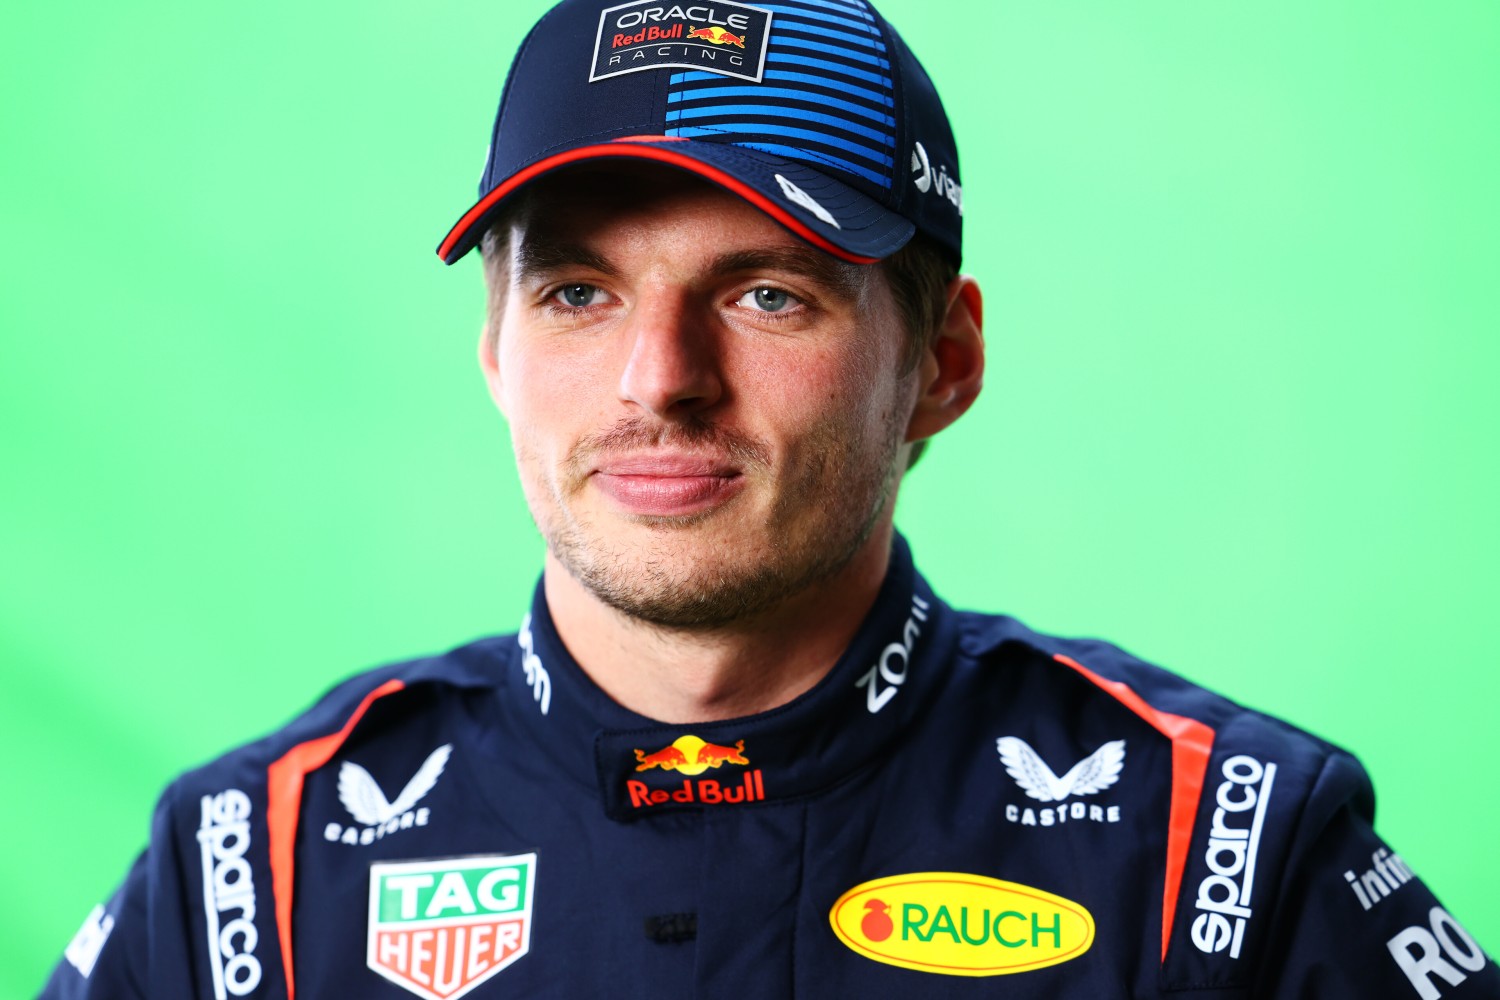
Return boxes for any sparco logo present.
[197,789,261,998]
[1190,755,1276,960]
[855,592,929,713]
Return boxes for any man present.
[39,0,1497,997]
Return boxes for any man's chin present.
[573,559,790,630]
[611,508,727,531]
[547,527,826,631]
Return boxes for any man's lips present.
[590,454,744,516]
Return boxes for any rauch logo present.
[366,853,535,1000]
[829,872,1095,977]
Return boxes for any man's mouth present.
[590,454,745,517]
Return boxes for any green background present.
[4,0,1496,993]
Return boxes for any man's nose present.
[616,294,723,419]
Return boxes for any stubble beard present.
[522,412,905,631]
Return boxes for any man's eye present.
[740,287,794,313]
[553,284,601,308]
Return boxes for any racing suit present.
[40,538,1500,998]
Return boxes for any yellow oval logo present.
[829,872,1095,977]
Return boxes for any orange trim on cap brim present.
[1053,654,1216,964]
[436,142,880,265]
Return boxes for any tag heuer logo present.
[367,853,536,1000]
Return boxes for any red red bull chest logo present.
[590,0,773,83]
[627,734,767,809]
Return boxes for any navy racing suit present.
[40,539,1500,999]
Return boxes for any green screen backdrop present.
[4,0,1496,994]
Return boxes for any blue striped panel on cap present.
[664,0,896,191]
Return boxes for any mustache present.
[567,417,772,475]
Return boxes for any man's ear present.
[478,325,507,417]
[906,275,984,443]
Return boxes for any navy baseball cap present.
[437,0,963,267]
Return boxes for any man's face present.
[483,166,922,629]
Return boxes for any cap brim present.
[436,138,915,265]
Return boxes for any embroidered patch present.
[367,853,537,1000]
[590,0,774,83]
[328,744,452,847]
[626,735,767,811]
[829,872,1096,977]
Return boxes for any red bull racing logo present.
[590,0,772,83]
[627,734,766,809]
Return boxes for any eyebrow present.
[712,247,869,299]
[513,235,619,283]
[512,230,869,298]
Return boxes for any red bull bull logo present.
[633,734,749,774]
[685,25,746,47]
[627,735,765,809]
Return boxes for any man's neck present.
[542,525,896,724]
